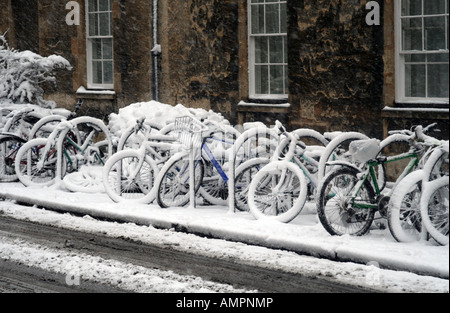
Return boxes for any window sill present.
[238,101,290,113]
[76,86,116,100]
[381,106,449,119]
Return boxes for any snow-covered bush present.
[0,34,72,109]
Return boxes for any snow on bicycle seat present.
[349,138,380,164]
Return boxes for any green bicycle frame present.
[349,151,420,210]
[62,132,104,168]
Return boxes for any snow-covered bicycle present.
[155,116,237,208]
[236,124,327,214]
[388,139,448,244]
[103,118,176,203]
[316,124,441,237]
[15,116,111,187]
[246,121,327,223]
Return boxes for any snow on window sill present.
[238,101,291,108]
[382,106,449,113]
[76,86,116,100]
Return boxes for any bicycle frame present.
[347,150,420,211]
[61,129,104,169]
[171,133,233,194]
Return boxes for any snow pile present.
[108,101,230,140]
[349,138,380,163]
[0,35,71,108]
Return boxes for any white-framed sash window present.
[86,0,114,89]
[395,0,449,104]
[248,0,288,100]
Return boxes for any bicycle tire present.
[234,157,270,212]
[63,165,105,193]
[317,167,376,236]
[198,128,237,206]
[293,128,329,147]
[155,151,204,208]
[103,149,159,203]
[387,170,424,243]
[248,161,307,223]
[199,160,228,206]
[420,176,449,246]
[0,136,26,182]
[28,115,67,139]
[14,138,59,187]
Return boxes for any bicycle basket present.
[174,116,205,149]
[349,138,380,163]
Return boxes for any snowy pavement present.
[0,182,448,288]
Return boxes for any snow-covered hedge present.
[0,35,71,108]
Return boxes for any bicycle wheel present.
[156,152,204,208]
[0,136,26,182]
[317,167,376,236]
[198,128,237,206]
[14,138,58,187]
[63,165,105,193]
[388,170,424,243]
[199,160,228,206]
[28,115,66,139]
[103,149,159,203]
[234,158,270,212]
[420,176,449,246]
[248,161,307,223]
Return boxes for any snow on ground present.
[0,235,252,293]
[0,182,448,293]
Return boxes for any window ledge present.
[238,101,290,114]
[76,86,116,100]
[382,106,449,120]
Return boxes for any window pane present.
[266,4,280,33]
[424,17,446,50]
[405,64,426,97]
[251,5,265,34]
[99,0,110,12]
[402,0,422,16]
[424,0,446,15]
[92,39,102,59]
[255,37,268,63]
[284,65,288,94]
[255,65,269,94]
[88,0,98,13]
[103,61,114,84]
[402,18,423,50]
[103,38,113,59]
[405,54,426,62]
[89,13,98,36]
[428,53,449,62]
[428,64,449,98]
[92,61,103,84]
[280,3,287,33]
[269,36,284,63]
[270,65,284,94]
[99,13,110,36]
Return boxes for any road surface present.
[0,214,372,293]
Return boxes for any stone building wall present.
[287,0,384,138]
[158,0,240,121]
[1,0,447,138]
